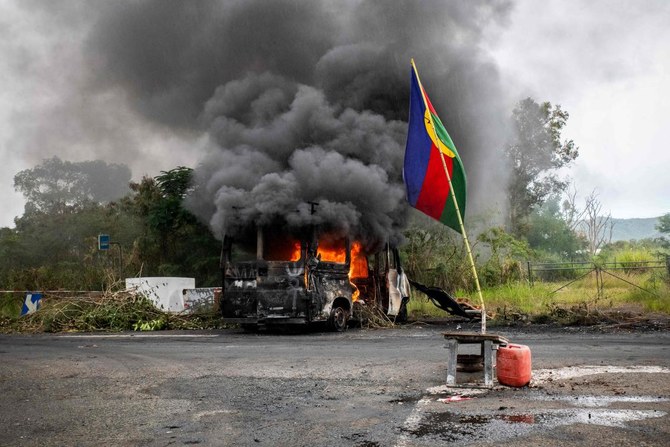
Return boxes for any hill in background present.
[611,217,663,241]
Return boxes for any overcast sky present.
[1,0,668,228]
[486,0,670,220]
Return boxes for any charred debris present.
[220,219,409,331]
[219,219,476,331]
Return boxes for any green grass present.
[406,295,447,319]
[0,294,23,319]
[614,249,656,267]
[408,269,670,323]
[407,282,554,321]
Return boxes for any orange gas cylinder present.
[496,343,532,387]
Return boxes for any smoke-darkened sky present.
[1,0,668,231]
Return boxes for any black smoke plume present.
[76,1,514,244]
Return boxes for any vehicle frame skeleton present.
[220,225,410,331]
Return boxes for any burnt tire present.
[328,306,349,332]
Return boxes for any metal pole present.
[109,242,123,280]
[256,227,263,260]
[596,266,605,299]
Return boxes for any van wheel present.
[328,306,349,332]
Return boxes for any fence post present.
[527,261,533,287]
[666,255,670,276]
[596,266,603,300]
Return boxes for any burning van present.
[220,226,410,331]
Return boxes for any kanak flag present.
[403,61,466,232]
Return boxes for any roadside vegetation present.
[0,288,225,334]
[1,98,669,332]
[404,221,670,325]
[400,96,669,326]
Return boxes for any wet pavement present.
[397,376,670,446]
[1,325,669,446]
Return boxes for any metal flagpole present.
[410,59,487,333]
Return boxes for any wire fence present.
[527,256,670,299]
[528,257,669,284]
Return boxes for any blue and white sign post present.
[98,233,122,276]
[21,293,42,316]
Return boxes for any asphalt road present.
[1,323,669,446]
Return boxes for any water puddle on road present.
[396,365,670,446]
[532,394,670,407]
[398,386,668,445]
[402,408,667,444]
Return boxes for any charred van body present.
[220,226,410,331]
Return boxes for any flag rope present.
[410,59,487,333]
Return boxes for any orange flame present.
[265,238,301,261]
[349,241,368,279]
[349,241,368,302]
[289,241,301,261]
[315,238,368,302]
[351,284,360,302]
[265,235,368,301]
[316,238,347,263]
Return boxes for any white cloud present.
[485,0,670,218]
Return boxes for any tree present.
[558,188,614,257]
[578,191,613,257]
[657,213,670,235]
[143,167,197,261]
[560,185,587,233]
[3,157,135,289]
[401,222,471,292]
[2,161,221,289]
[0,200,143,290]
[505,98,579,236]
[123,167,221,285]
[14,157,131,216]
[150,167,196,250]
[526,198,585,259]
[657,213,670,250]
[477,227,531,286]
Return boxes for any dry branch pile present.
[354,302,398,329]
[0,290,225,333]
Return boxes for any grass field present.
[407,269,670,323]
